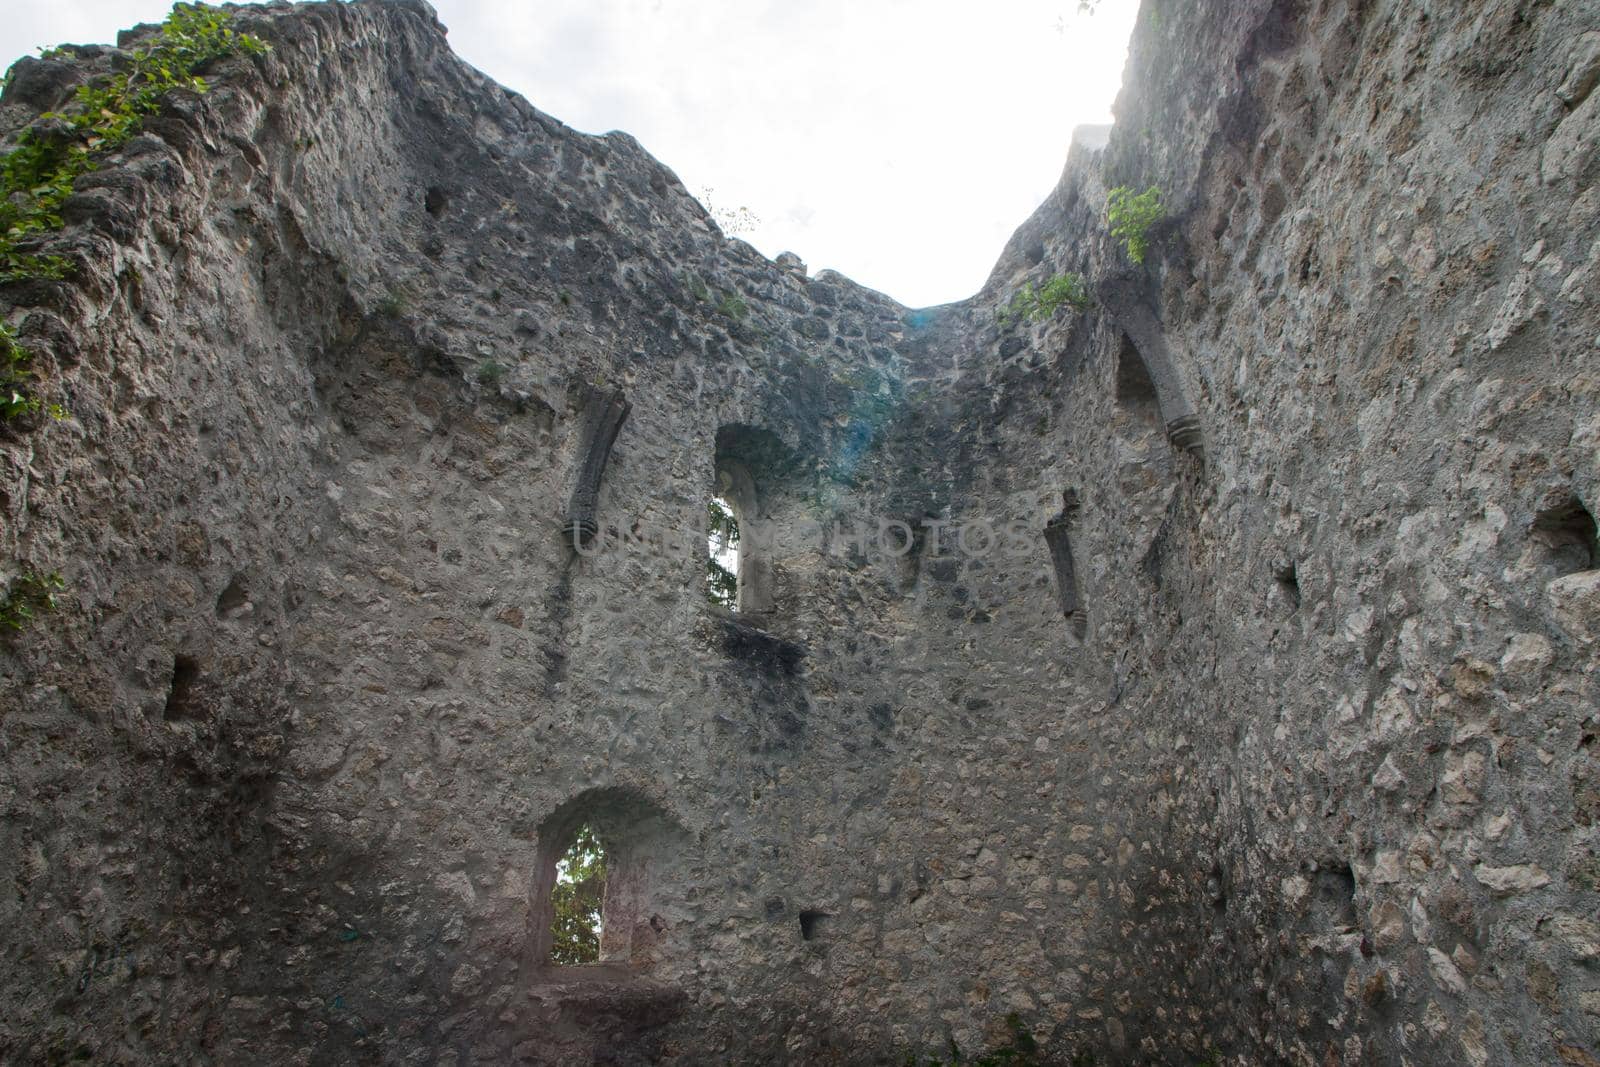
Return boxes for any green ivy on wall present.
[0,3,269,427]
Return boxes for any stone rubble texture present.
[1,0,1598,1063]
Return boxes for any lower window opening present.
[533,787,690,973]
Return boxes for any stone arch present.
[1099,276,1206,459]
[530,786,689,970]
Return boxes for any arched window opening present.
[709,424,802,616]
[549,823,607,965]
[712,456,772,614]
[532,788,689,973]
[706,494,740,609]
[1111,332,1172,506]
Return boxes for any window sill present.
[709,612,806,675]
[526,964,685,1014]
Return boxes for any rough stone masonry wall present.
[0,0,1597,1065]
[960,0,1600,1062]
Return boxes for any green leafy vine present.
[1,322,62,421]
[0,570,64,633]
[0,3,269,425]
[999,272,1093,325]
[1106,184,1164,264]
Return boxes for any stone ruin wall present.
[1,0,1597,1063]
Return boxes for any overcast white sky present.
[2,1,1136,307]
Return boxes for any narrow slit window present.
[549,823,607,965]
[707,494,741,609]
[712,427,783,615]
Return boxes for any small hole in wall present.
[1312,862,1357,930]
[163,655,202,721]
[1275,562,1301,611]
[1533,495,1598,574]
[216,574,248,617]
[424,185,448,217]
[798,910,830,942]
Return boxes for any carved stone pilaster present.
[1043,490,1087,640]
[1166,413,1206,457]
[563,386,631,549]
[1098,274,1206,461]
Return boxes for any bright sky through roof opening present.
[1,1,1138,307]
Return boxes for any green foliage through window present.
[1,570,64,632]
[1106,184,1164,264]
[550,824,607,965]
[999,272,1093,325]
[706,496,740,608]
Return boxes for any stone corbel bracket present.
[1098,274,1206,460]
[563,384,631,549]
